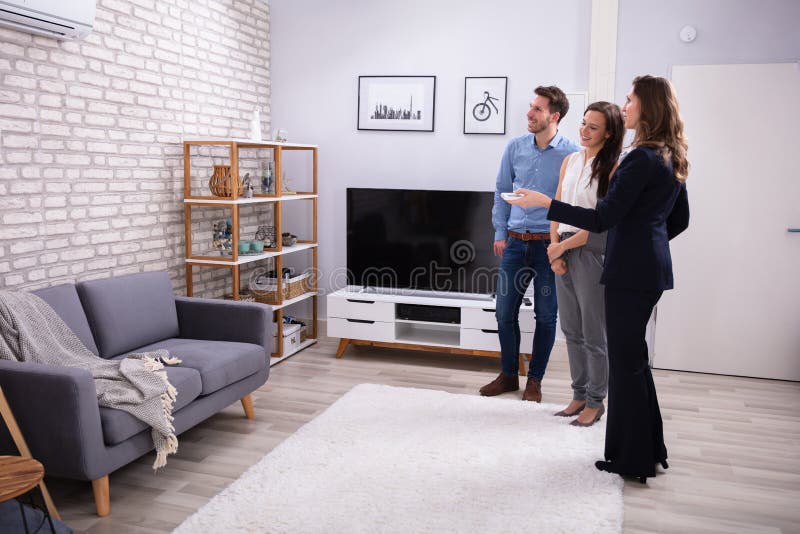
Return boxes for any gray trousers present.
[555,237,608,408]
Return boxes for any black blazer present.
[548,146,689,291]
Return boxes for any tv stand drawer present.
[327,317,394,342]
[519,308,534,333]
[460,328,501,352]
[462,306,534,332]
[327,296,394,322]
[461,307,497,329]
[461,328,534,352]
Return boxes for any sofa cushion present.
[99,365,202,446]
[76,272,179,359]
[134,338,267,396]
[33,284,100,356]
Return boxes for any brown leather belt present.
[508,230,550,241]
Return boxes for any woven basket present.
[208,164,243,197]
[250,272,311,305]
[222,291,256,302]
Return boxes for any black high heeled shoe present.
[595,460,614,473]
[595,460,649,484]
[659,459,669,470]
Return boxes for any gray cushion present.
[33,284,100,356]
[99,365,202,446]
[77,272,179,358]
[135,338,267,396]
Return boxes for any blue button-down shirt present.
[492,131,580,239]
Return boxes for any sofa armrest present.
[174,297,273,351]
[0,359,106,480]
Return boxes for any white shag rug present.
[175,384,623,534]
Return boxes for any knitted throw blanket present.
[0,290,180,469]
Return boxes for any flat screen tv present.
[347,188,498,295]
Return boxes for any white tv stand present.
[327,286,535,376]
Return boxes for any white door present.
[654,63,800,380]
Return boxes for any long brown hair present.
[585,101,624,197]
[631,75,689,182]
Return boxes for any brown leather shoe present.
[521,377,542,402]
[479,373,519,396]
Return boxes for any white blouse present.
[558,151,600,235]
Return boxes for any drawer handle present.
[347,299,375,304]
[481,329,499,334]
[481,308,496,313]
[346,319,375,324]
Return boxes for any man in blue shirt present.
[481,85,580,401]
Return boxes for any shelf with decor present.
[182,137,318,359]
[184,242,318,266]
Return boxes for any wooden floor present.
[48,333,800,533]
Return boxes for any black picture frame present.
[464,76,508,135]
[357,76,436,132]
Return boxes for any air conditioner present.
[0,0,95,40]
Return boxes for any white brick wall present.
[0,0,271,295]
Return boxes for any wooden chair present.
[0,386,60,520]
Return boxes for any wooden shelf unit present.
[183,138,318,358]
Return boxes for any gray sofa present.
[0,271,272,516]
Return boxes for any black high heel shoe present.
[595,461,649,484]
[595,460,614,473]
[660,459,669,470]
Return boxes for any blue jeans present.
[495,237,558,380]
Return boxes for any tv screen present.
[347,188,498,295]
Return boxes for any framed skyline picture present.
[464,76,507,134]
[357,76,436,132]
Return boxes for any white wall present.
[613,0,800,373]
[270,0,592,312]
[615,0,800,102]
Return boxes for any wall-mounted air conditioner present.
[0,0,96,40]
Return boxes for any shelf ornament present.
[209,164,243,197]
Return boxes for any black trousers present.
[603,286,667,477]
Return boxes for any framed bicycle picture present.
[464,77,507,134]
[357,76,436,132]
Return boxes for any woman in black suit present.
[508,75,689,482]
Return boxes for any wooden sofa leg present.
[241,394,255,419]
[92,475,110,517]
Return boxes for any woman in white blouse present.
[548,102,624,426]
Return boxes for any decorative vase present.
[208,165,243,197]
